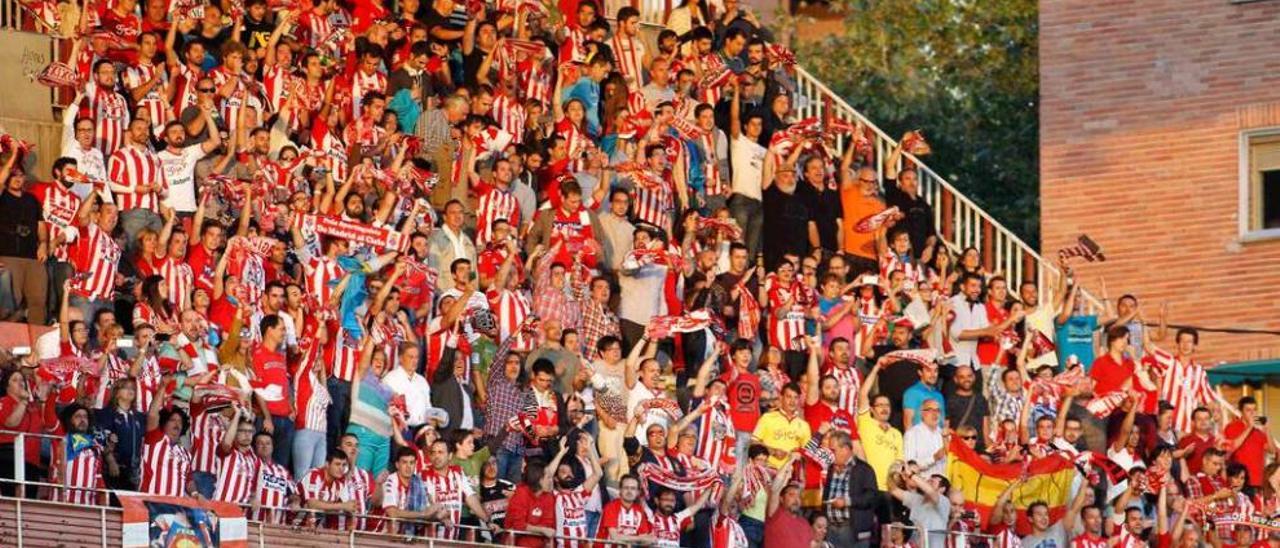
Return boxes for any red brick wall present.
[1040,0,1280,363]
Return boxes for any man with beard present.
[595,474,654,544]
[30,157,83,320]
[542,433,602,546]
[763,453,814,548]
[157,116,221,225]
[53,403,106,505]
[651,486,713,547]
[421,438,498,538]
[943,365,989,445]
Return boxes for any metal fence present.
[0,430,636,548]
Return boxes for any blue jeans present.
[292,427,326,479]
[192,471,216,499]
[739,515,764,548]
[585,510,601,538]
[256,416,295,470]
[496,447,523,484]
[326,378,352,451]
[728,193,763,258]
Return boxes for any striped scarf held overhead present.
[637,462,723,499]
[1028,366,1091,415]
[351,372,394,438]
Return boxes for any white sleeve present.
[381,478,401,509]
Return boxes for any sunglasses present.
[198,87,215,93]
[961,435,978,440]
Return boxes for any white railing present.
[791,64,1103,314]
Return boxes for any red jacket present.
[505,483,556,548]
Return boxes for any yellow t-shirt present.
[752,410,812,469]
[857,409,904,489]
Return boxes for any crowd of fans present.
[0,0,1276,546]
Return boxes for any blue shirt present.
[564,77,601,136]
[1055,314,1098,371]
[902,381,945,427]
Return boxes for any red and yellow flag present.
[945,437,1078,535]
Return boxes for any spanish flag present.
[945,437,1079,535]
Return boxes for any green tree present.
[786,0,1040,245]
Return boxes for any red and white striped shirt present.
[694,399,736,469]
[711,513,750,548]
[767,278,810,351]
[349,69,387,120]
[328,327,361,382]
[30,182,81,262]
[133,355,161,414]
[252,456,295,524]
[421,465,474,533]
[312,119,350,183]
[69,224,121,302]
[300,11,336,51]
[262,65,293,114]
[379,473,416,533]
[158,256,194,312]
[170,64,203,117]
[553,487,592,548]
[124,62,171,131]
[631,176,673,229]
[651,508,695,548]
[475,185,519,246]
[140,429,192,497]
[698,130,726,197]
[488,288,534,352]
[109,145,168,212]
[303,255,344,305]
[490,94,528,145]
[610,33,646,90]
[214,446,257,505]
[829,365,862,418]
[295,336,331,432]
[85,81,130,158]
[300,467,356,529]
[60,440,104,505]
[210,67,251,134]
[190,409,229,475]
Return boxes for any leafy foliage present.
[786,0,1040,245]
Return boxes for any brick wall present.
[1041,0,1280,363]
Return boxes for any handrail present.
[0,431,637,548]
[790,65,1104,315]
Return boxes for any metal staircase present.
[0,0,1102,313]
[630,4,1101,313]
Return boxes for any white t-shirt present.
[157,145,207,213]
[730,134,766,201]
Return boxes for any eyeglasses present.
[961,435,978,440]
[923,408,940,413]
[198,87,215,93]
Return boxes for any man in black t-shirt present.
[0,161,48,325]
[865,320,917,430]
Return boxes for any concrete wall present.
[1040,0,1280,363]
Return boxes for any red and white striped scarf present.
[1028,365,1090,412]
[736,281,761,339]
